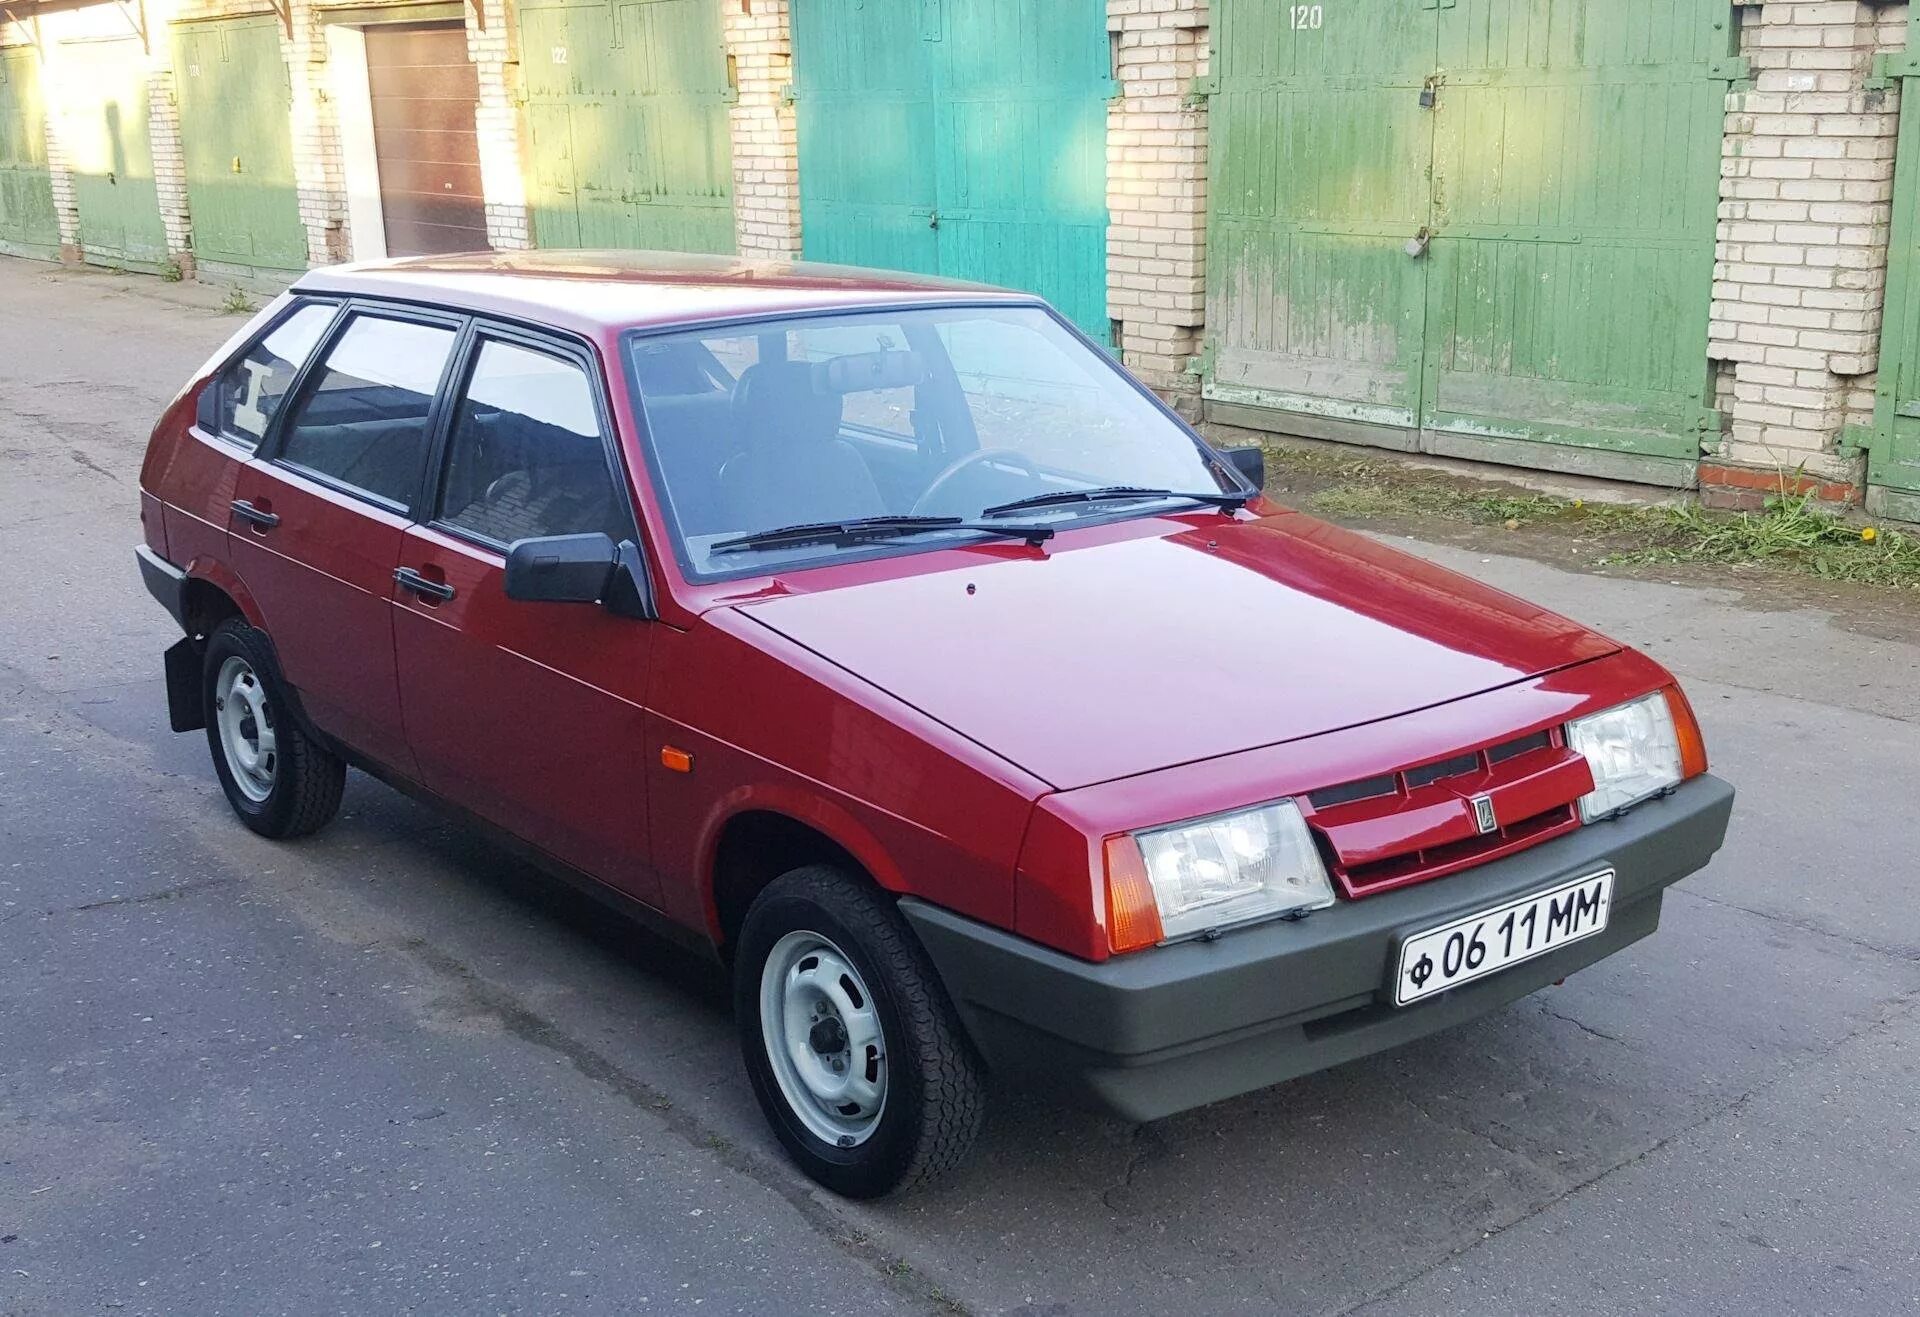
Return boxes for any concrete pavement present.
[1,256,1916,1315]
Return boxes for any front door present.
[228,306,464,776]
[392,329,659,904]
[364,22,488,256]
[1204,0,1736,484]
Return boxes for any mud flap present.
[164,637,205,733]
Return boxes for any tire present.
[735,865,986,1198]
[201,618,345,839]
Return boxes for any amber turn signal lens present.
[1663,686,1708,779]
[1103,834,1165,955]
[660,746,694,774]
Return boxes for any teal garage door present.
[791,0,1110,343]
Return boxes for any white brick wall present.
[1710,1,1906,485]
[466,0,531,251]
[43,92,81,254]
[1107,0,1208,410]
[147,61,195,274]
[284,0,350,266]
[722,0,800,259]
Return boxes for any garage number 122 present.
[1290,4,1324,30]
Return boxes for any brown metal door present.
[365,22,488,256]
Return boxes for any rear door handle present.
[230,498,279,529]
[394,566,456,602]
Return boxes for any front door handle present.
[394,566,456,602]
[231,498,279,529]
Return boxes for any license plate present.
[1393,870,1614,1007]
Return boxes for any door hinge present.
[1707,54,1752,82]
[779,82,796,106]
[1187,340,1216,380]
[1188,72,1218,102]
[1870,50,1920,89]
[1838,424,1880,459]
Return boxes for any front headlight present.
[1107,799,1336,950]
[1566,691,1684,822]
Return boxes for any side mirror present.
[1223,445,1265,492]
[504,533,656,619]
[505,532,618,605]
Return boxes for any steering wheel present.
[910,447,1041,516]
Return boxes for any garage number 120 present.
[1290,4,1324,30]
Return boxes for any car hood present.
[734,511,1620,791]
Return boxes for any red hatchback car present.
[137,252,1733,1196]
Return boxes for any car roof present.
[292,249,1041,336]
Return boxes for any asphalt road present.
[2,257,1917,1316]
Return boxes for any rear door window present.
[208,302,337,448]
[274,312,460,507]
[436,338,631,546]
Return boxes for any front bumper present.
[902,774,1734,1122]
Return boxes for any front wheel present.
[735,866,986,1198]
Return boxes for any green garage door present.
[54,35,168,270]
[171,17,306,274]
[791,0,1110,343]
[1205,0,1738,486]
[1863,14,1920,522]
[0,45,59,258]
[518,0,734,253]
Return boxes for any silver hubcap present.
[214,655,277,803]
[760,930,887,1147]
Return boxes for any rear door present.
[393,325,659,904]
[228,305,464,776]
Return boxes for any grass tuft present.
[1605,494,1920,587]
[1258,445,1920,590]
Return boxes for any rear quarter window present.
[204,302,338,449]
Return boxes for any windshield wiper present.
[981,485,1250,519]
[711,514,1054,554]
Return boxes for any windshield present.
[627,304,1239,578]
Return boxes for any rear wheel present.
[735,866,986,1198]
[201,619,344,838]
